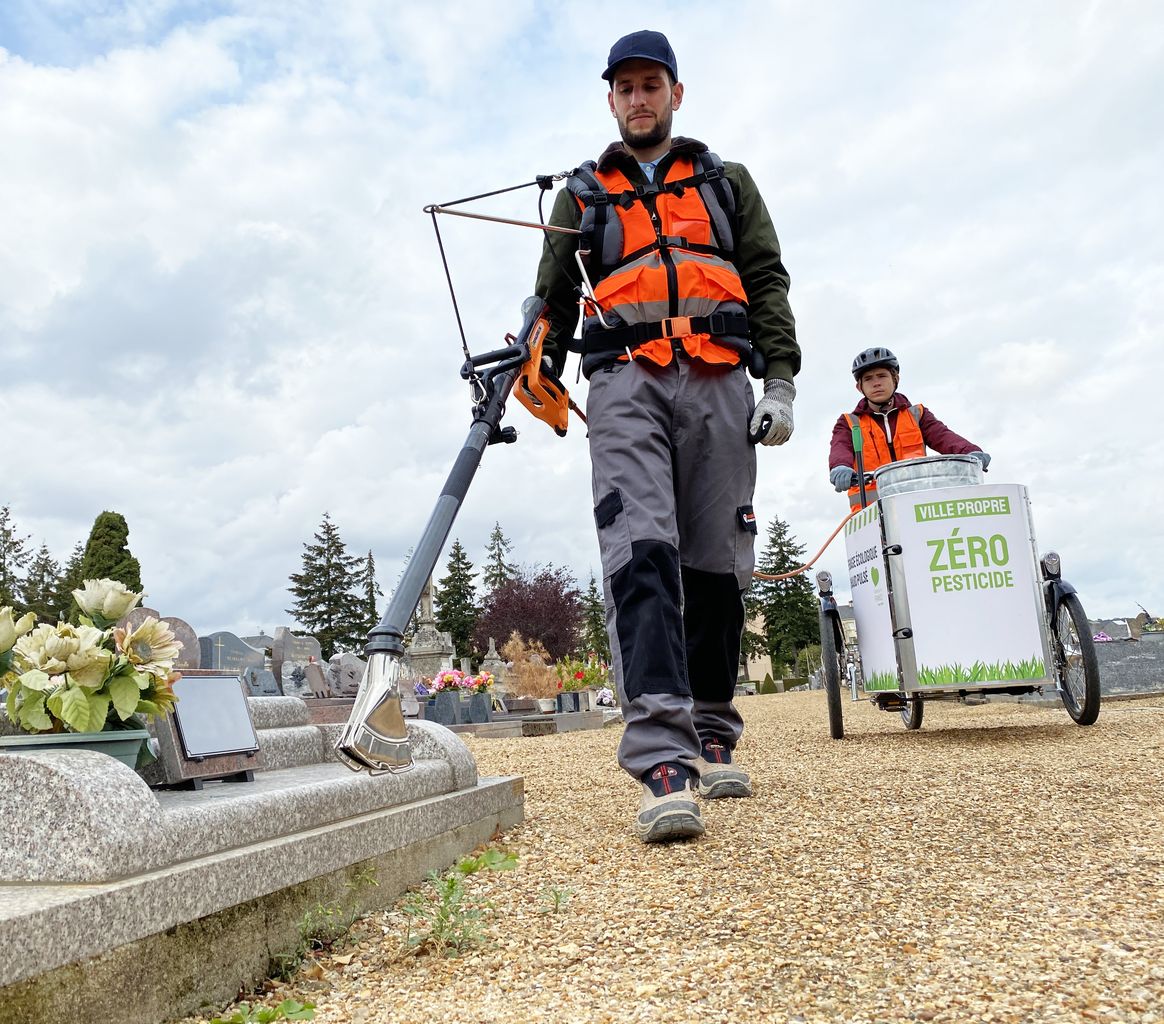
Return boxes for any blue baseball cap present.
[601,30,678,83]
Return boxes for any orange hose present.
[752,507,862,581]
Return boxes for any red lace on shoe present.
[703,739,728,764]
[650,764,680,793]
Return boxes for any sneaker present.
[694,737,753,799]
[635,762,705,843]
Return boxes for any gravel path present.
[195,693,1164,1024]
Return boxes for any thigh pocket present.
[595,488,633,578]
[734,503,758,589]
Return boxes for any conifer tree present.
[481,521,517,594]
[0,505,31,609]
[387,546,420,646]
[286,513,364,658]
[744,515,820,673]
[358,549,383,635]
[578,572,610,661]
[79,511,143,592]
[22,544,62,622]
[435,539,479,666]
[54,542,85,623]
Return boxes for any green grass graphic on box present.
[863,671,899,691]
[915,656,1046,687]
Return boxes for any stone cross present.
[419,576,435,624]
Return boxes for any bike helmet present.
[851,347,900,380]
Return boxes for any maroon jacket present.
[828,392,979,470]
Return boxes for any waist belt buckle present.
[660,316,693,340]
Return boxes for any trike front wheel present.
[1052,593,1101,726]
[819,611,844,739]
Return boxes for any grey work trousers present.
[586,355,758,780]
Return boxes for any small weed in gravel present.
[538,884,575,914]
[400,848,517,958]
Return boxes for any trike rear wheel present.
[819,612,844,739]
[900,697,924,730]
[1052,593,1100,725]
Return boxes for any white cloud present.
[1,0,1161,644]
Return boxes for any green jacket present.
[533,136,799,383]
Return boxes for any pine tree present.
[286,513,364,659]
[79,511,143,592]
[745,515,820,674]
[358,549,383,635]
[481,521,517,594]
[54,542,85,623]
[435,539,479,666]
[578,572,610,661]
[22,544,62,622]
[0,505,31,609]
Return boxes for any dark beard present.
[618,111,671,151]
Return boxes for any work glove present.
[830,466,858,492]
[749,378,795,446]
[968,450,992,471]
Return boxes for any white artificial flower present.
[72,579,142,622]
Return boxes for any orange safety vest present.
[567,153,749,368]
[845,404,926,510]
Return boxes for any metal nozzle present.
[335,653,414,774]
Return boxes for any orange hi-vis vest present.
[566,152,750,368]
[845,404,926,510]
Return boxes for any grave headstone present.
[242,631,275,654]
[303,658,329,697]
[240,666,280,696]
[119,609,201,669]
[161,615,202,670]
[198,631,266,677]
[271,627,323,699]
[324,652,367,697]
[479,636,507,691]
[122,607,161,630]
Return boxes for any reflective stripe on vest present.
[845,405,926,510]
[566,153,747,367]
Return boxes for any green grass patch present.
[863,671,899,691]
[916,656,1046,687]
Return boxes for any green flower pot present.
[0,729,150,769]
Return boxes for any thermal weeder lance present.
[336,297,574,773]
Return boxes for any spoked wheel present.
[819,611,844,739]
[1052,593,1101,725]
[900,697,924,730]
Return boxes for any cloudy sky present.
[3,0,1161,639]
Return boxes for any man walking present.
[534,30,800,842]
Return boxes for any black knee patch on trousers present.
[610,540,688,702]
[682,566,745,704]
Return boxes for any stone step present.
[256,726,325,770]
[246,696,310,730]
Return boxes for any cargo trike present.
[815,454,1100,739]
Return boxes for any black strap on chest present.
[567,151,737,272]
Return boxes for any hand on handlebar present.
[830,466,858,492]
